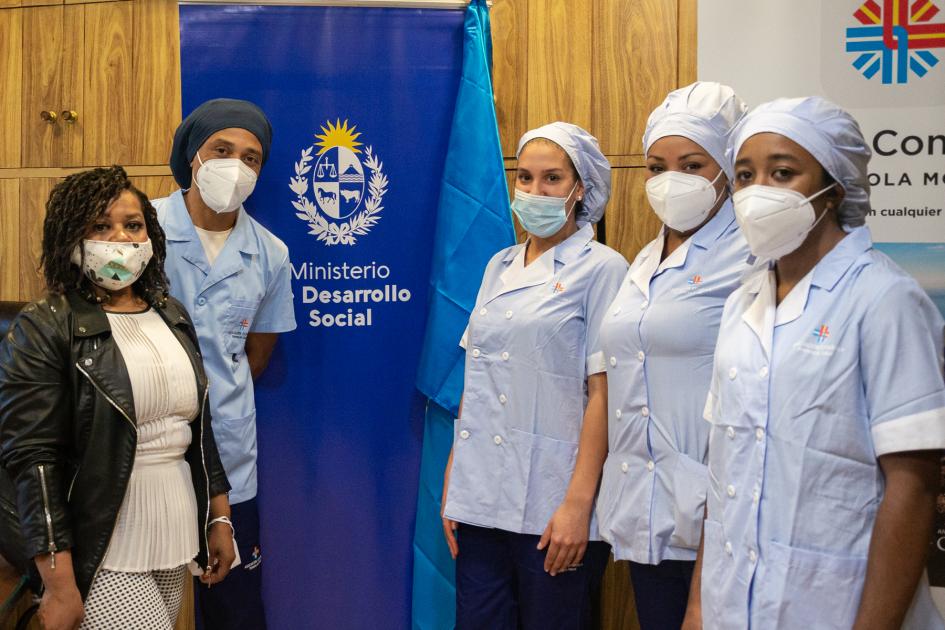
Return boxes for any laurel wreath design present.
[290,145,387,246]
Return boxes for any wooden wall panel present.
[606,167,661,263]
[601,560,641,630]
[0,179,20,301]
[526,0,592,131]
[18,178,56,302]
[174,581,195,630]
[131,175,177,201]
[0,9,22,168]
[491,0,527,157]
[83,1,133,166]
[678,0,698,85]
[60,2,85,166]
[132,0,181,165]
[593,0,678,156]
[21,5,64,168]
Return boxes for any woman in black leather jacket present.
[0,166,234,630]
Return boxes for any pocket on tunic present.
[669,454,708,550]
[214,412,257,481]
[595,456,626,545]
[512,429,579,533]
[753,540,866,629]
[222,299,261,356]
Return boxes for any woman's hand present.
[38,583,85,630]
[537,498,592,576]
[442,516,459,559]
[441,447,459,559]
[200,494,235,586]
[200,521,236,586]
[681,606,702,630]
[33,550,83,630]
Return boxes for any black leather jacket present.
[0,291,229,599]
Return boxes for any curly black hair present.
[41,166,169,306]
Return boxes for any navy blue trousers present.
[627,559,695,630]
[455,524,610,630]
[195,498,267,630]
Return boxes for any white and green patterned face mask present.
[70,239,153,291]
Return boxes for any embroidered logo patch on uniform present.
[244,545,262,571]
[553,282,566,294]
[794,324,838,357]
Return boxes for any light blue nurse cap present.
[730,96,872,227]
[517,122,612,224]
[643,81,748,181]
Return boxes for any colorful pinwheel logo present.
[846,0,945,84]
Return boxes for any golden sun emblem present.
[314,119,363,155]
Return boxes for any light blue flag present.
[412,1,515,627]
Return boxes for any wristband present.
[208,516,235,534]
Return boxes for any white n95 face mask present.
[732,183,836,260]
[645,169,724,232]
[194,153,257,214]
[71,238,153,291]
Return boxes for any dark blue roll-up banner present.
[180,6,464,627]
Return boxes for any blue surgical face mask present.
[511,182,579,238]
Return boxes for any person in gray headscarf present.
[594,81,756,630]
[441,122,628,630]
[685,96,945,630]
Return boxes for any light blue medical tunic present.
[444,223,628,537]
[702,226,945,629]
[596,201,755,563]
[154,190,297,504]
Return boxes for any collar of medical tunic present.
[700,226,945,630]
[444,223,628,537]
[155,190,283,504]
[595,200,754,564]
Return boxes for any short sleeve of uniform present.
[251,252,297,333]
[586,253,630,376]
[862,279,945,456]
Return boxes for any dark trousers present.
[627,559,695,630]
[455,524,610,630]
[195,498,267,630]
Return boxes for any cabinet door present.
[526,0,593,132]
[593,0,678,156]
[606,167,661,263]
[491,0,527,158]
[131,0,181,165]
[21,4,82,167]
[130,175,177,201]
[0,178,20,301]
[18,178,57,301]
[83,1,133,166]
[22,5,65,167]
[0,8,23,168]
